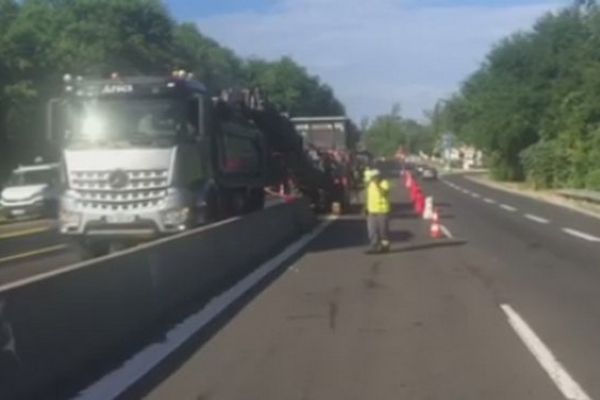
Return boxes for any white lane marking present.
[500,204,518,212]
[462,189,472,195]
[75,217,337,400]
[525,214,550,224]
[0,244,68,265]
[484,198,496,204]
[562,228,600,243]
[471,193,481,199]
[440,225,453,239]
[443,180,459,191]
[501,304,592,400]
[0,226,51,240]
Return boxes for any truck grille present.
[70,169,169,211]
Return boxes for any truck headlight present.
[162,207,190,226]
[60,210,81,226]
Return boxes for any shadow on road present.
[389,230,414,242]
[311,208,418,254]
[384,239,467,255]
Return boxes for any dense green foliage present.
[364,104,435,157]
[0,0,344,176]
[438,1,600,188]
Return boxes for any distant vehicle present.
[421,166,438,180]
[291,116,360,211]
[0,163,60,220]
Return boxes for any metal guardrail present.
[557,189,600,204]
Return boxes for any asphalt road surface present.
[126,172,600,400]
[0,220,76,285]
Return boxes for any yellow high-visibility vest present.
[366,179,391,214]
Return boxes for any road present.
[108,172,600,400]
[0,220,78,285]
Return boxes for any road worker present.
[364,168,391,253]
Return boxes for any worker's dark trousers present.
[367,213,389,248]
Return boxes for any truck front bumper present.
[59,207,192,238]
[0,200,46,219]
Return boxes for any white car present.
[1,163,60,220]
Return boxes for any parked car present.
[0,163,60,220]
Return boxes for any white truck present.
[47,73,271,256]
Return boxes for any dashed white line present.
[525,214,550,224]
[562,228,600,243]
[484,198,496,204]
[471,193,481,199]
[500,204,518,212]
[501,304,592,400]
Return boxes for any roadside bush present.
[520,141,558,189]
[585,169,600,191]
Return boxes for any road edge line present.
[500,304,591,400]
[75,217,337,400]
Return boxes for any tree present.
[245,57,344,116]
[0,0,346,178]
[365,104,433,157]
[438,1,600,186]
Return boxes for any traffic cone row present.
[402,172,444,240]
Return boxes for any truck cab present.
[49,73,267,255]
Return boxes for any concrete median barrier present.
[0,200,316,399]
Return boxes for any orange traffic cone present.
[430,209,443,239]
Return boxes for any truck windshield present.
[65,98,189,145]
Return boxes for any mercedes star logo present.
[108,169,129,189]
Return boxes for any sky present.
[166,0,568,121]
